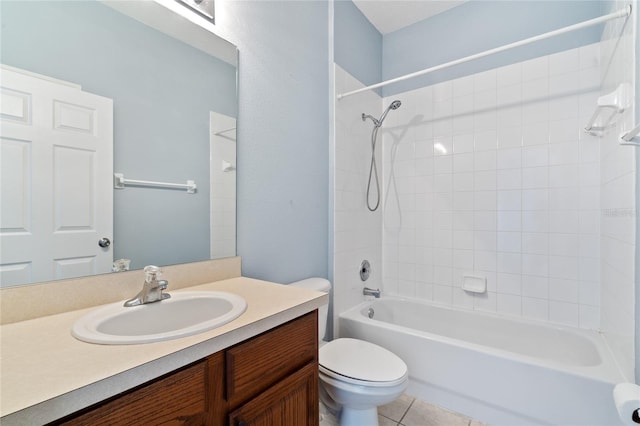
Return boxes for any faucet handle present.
[143,265,161,282]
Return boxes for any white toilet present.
[290,278,408,426]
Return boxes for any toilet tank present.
[289,278,330,342]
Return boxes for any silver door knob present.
[98,237,111,248]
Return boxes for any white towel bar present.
[620,124,640,146]
[114,173,197,194]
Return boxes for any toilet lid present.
[319,338,407,384]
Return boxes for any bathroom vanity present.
[53,312,318,425]
[0,273,327,425]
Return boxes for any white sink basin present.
[72,291,247,345]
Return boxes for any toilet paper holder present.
[614,383,640,425]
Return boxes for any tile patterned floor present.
[320,393,485,426]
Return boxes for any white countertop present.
[0,277,328,425]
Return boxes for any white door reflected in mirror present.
[0,66,113,286]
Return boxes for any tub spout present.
[363,287,381,298]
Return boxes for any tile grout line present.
[397,396,416,425]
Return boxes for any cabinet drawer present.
[226,311,317,407]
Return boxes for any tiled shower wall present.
[599,0,636,380]
[381,43,604,329]
[333,64,382,335]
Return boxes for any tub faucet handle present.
[363,287,381,298]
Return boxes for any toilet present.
[290,278,408,426]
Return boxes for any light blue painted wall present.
[0,1,237,270]
[334,0,382,88]
[382,0,606,96]
[214,1,330,283]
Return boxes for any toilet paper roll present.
[614,383,640,425]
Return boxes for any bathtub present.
[339,297,626,425]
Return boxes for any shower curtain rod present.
[337,4,632,100]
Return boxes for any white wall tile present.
[522,253,549,277]
[367,42,627,335]
[522,56,549,81]
[549,301,579,326]
[522,167,549,189]
[497,147,522,169]
[497,272,522,295]
[474,291,497,312]
[522,275,549,299]
[474,150,497,170]
[549,48,580,75]
[522,233,548,255]
[475,130,498,151]
[453,152,475,172]
[474,69,497,92]
[522,145,548,167]
[522,189,548,210]
[433,284,453,304]
[497,126,523,147]
[497,293,522,316]
[497,62,522,87]
[523,297,549,321]
[497,232,521,253]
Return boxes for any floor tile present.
[379,393,414,422]
[400,399,471,426]
[319,402,339,426]
[320,394,485,426]
[379,415,399,426]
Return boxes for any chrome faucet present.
[363,287,381,298]
[124,265,171,307]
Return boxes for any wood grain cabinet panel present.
[228,362,318,426]
[54,360,209,426]
[226,311,317,408]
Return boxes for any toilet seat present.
[319,338,408,387]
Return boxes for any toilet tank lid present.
[289,277,331,292]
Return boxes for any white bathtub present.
[339,298,626,425]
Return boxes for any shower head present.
[377,99,402,126]
[361,99,402,128]
[389,100,402,110]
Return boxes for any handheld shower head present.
[377,99,402,127]
[361,100,402,128]
[390,100,402,110]
[361,99,402,212]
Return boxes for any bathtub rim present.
[339,296,627,385]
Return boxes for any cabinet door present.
[228,362,318,426]
[226,311,317,408]
[53,360,209,426]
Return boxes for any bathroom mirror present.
[0,0,238,287]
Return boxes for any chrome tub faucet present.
[124,265,171,307]
[363,287,381,298]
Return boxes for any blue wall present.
[0,1,237,270]
[215,1,330,283]
[382,0,606,96]
[334,0,382,88]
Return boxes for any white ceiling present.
[352,0,466,35]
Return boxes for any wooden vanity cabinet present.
[52,311,318,426]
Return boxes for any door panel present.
[0,66,113,287]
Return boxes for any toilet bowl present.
[290,278,408,426]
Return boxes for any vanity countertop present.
[0,277,328,425]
